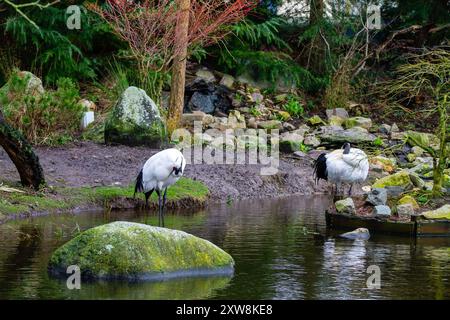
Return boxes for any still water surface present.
[0,195,449,299]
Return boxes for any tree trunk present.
[308,0,326,76]
[432,93,449,195]
[0,108,45,190]
[167,0,191,135]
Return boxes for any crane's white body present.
[325,148,369,185]
[141,148,186,192]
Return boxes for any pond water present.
[0,195,449,300]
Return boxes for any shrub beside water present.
[0,71,84,145]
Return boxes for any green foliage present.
[0,71,84,145]
[219,50,325,92]
[231,17,291,50]
[373,136,384,147]
[3,5,119,84]
[249,106,262,117]
[282,96,304,118]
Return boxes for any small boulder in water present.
[340,228,370,240]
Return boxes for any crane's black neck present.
[343,143,351,154]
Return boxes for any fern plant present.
[2,4,120,85]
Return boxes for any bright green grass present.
[0,177,209,218]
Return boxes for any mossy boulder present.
[104,86,166,147]
[397,195,419,210]
[48,221,234,280]
[422,205,450,220]
[372,171,413,190]
[335,198,355,215]
[406,131,439,150]
[344,116,372,130]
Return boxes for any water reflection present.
[0,195,449,300]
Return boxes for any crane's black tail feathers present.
[313,153,328,184]
[134,169,144,198]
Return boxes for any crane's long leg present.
[156,189,162,227]
[161,188,167,228]
[348,184,353,196]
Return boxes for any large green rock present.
[104,86,166,147]
[397,195,419,210]
[422,205,450,220]
[406,131,439,150]
[372,171,413,189]
[48,221,234,280]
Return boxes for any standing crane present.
[134,148,186,227]
[313,142,369,196]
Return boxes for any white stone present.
[81,111,95,129]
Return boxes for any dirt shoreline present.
[0,141,329,201]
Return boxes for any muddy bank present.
[0,141,328,201]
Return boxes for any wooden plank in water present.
[416,219,450,237]
[325,211,416,236]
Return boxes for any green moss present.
[422,205,450,220]
[398,195,419,210]
[48,221,234,279]
[0,177,209,218]
[372,171,413,189]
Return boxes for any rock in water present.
[48,221,234,280]
[340,228,370,240]
[104,87,166,147]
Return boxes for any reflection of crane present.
[313,143,369,196]
[134,149,186,227]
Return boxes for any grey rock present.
[318,126,376,145]
[391,123,400,132]
[366,188,388,206]
[104,86,165,147]
[379,124,391,134]
[397,203,415,217]
[326,108,349,120]
[340,228,370,240]
[385,186,406,198]
[195,69,216,82]
[303,134,321,147]
[374,205,391,216]
[219,74,235,89]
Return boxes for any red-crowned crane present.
[134,148,186,227]
[313,142,369,196]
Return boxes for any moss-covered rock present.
[372,171,413,190]
[328,115,345,126]
[406,131,440,150]
[422,205,450,220]
[104,86,166,147]
[48,221,234,280]
[344,116,372,130]
[397,195,419,210]
[335,198,355,215]
[308,115,325,126]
